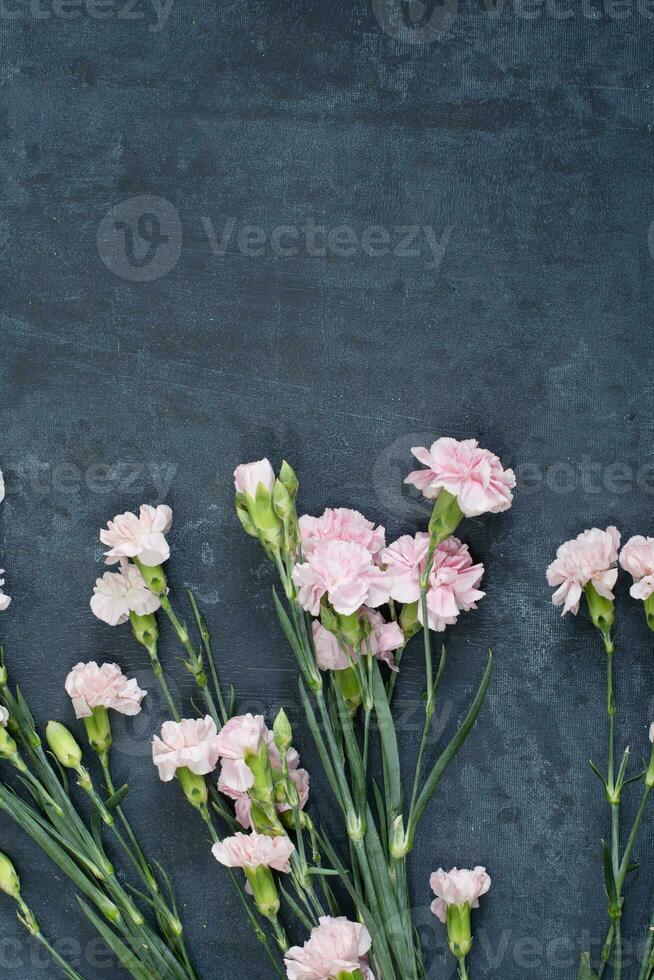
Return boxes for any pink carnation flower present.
[419,538,485,632]
[292,540,392,617]
[312,609,404,672]
[152,716,221,782]
[0,569,10,612]
[217,715,311,829]
[299,508,385,562]
[620,536,654,600]
[547,526,621,616]
[90,559,162,626]
[381,532,431,603]
[65,662,146,720]
[405,437,515,517]
[0,705,8,727]
[212,832,295,873]
[100,504,173,567]
[234,459,275,497]
[650,722,654,744]
[284,916,375,980]
[430,866,491,923]
[215,713,268,794]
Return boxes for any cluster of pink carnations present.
[547,525,654,980]
[0,439,515,980]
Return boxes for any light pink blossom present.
[90,559,162,626]
[405,438,515,517]
[0,570,10,612]
[0,706,8,727]
[215,714,268,794]
[212,832,295,873]
[65,662,146,720]
[312,609,404,672]
[620,536,654,600]
[292,540,392,617]
[0,469,4,504]
[100,504,173,567]
[234,459,275,497]
[430,866,491,923]
[217,716,310,829]
[381,532,431,603]
[284,916,375,980]
[650,723,654,744]
[299,508,385,562]
[547,526,621,616]
[419,538,485,632]
[152,716,221,782]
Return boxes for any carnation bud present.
[235,500,258,538]
[428,490,464,545]
[135,560,167,596]
[272,480,293,522]
[83,706,112,755]
[0,664,7,688]
[446,902,473,958]
[246,740,276,808]
[45,722,83,770]
[273,709,293,756]
[278,460,299,499]
[584,583,615,645]
[176,767,208,810]
[0,853,21,900]
[389,814,407,859]
[244,864,280,919]
[129,611,159,650]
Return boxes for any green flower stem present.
[145,641,180,722]
[187,590,229,726]
[457,953,470,980]
[605,639,622,980]
[99,755,156,889]
[638,918,654,980]
[198,803,285,978]
[158,595,223,729]
[29,929,85,980]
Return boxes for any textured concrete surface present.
[1,0,654,976]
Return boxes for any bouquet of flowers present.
[0,437,515,979]
[548,528,654,980]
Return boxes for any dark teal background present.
[2,1,654,976]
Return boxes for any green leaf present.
[298,680,342,805]
[77,899,149,980]
[370,660,401,817]
[408,651,493,841]
[601,839,620,918]
[105,784,129,810]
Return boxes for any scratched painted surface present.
[1,1,654,976]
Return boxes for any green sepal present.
[176,767,208,810]
[83,706,112,755]
[428,490,464,544]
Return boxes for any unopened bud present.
[45,722,83,769]
[273,709,293,756]
[278,461,299,499]
[0,853,21,900]
[272,480,293,522]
